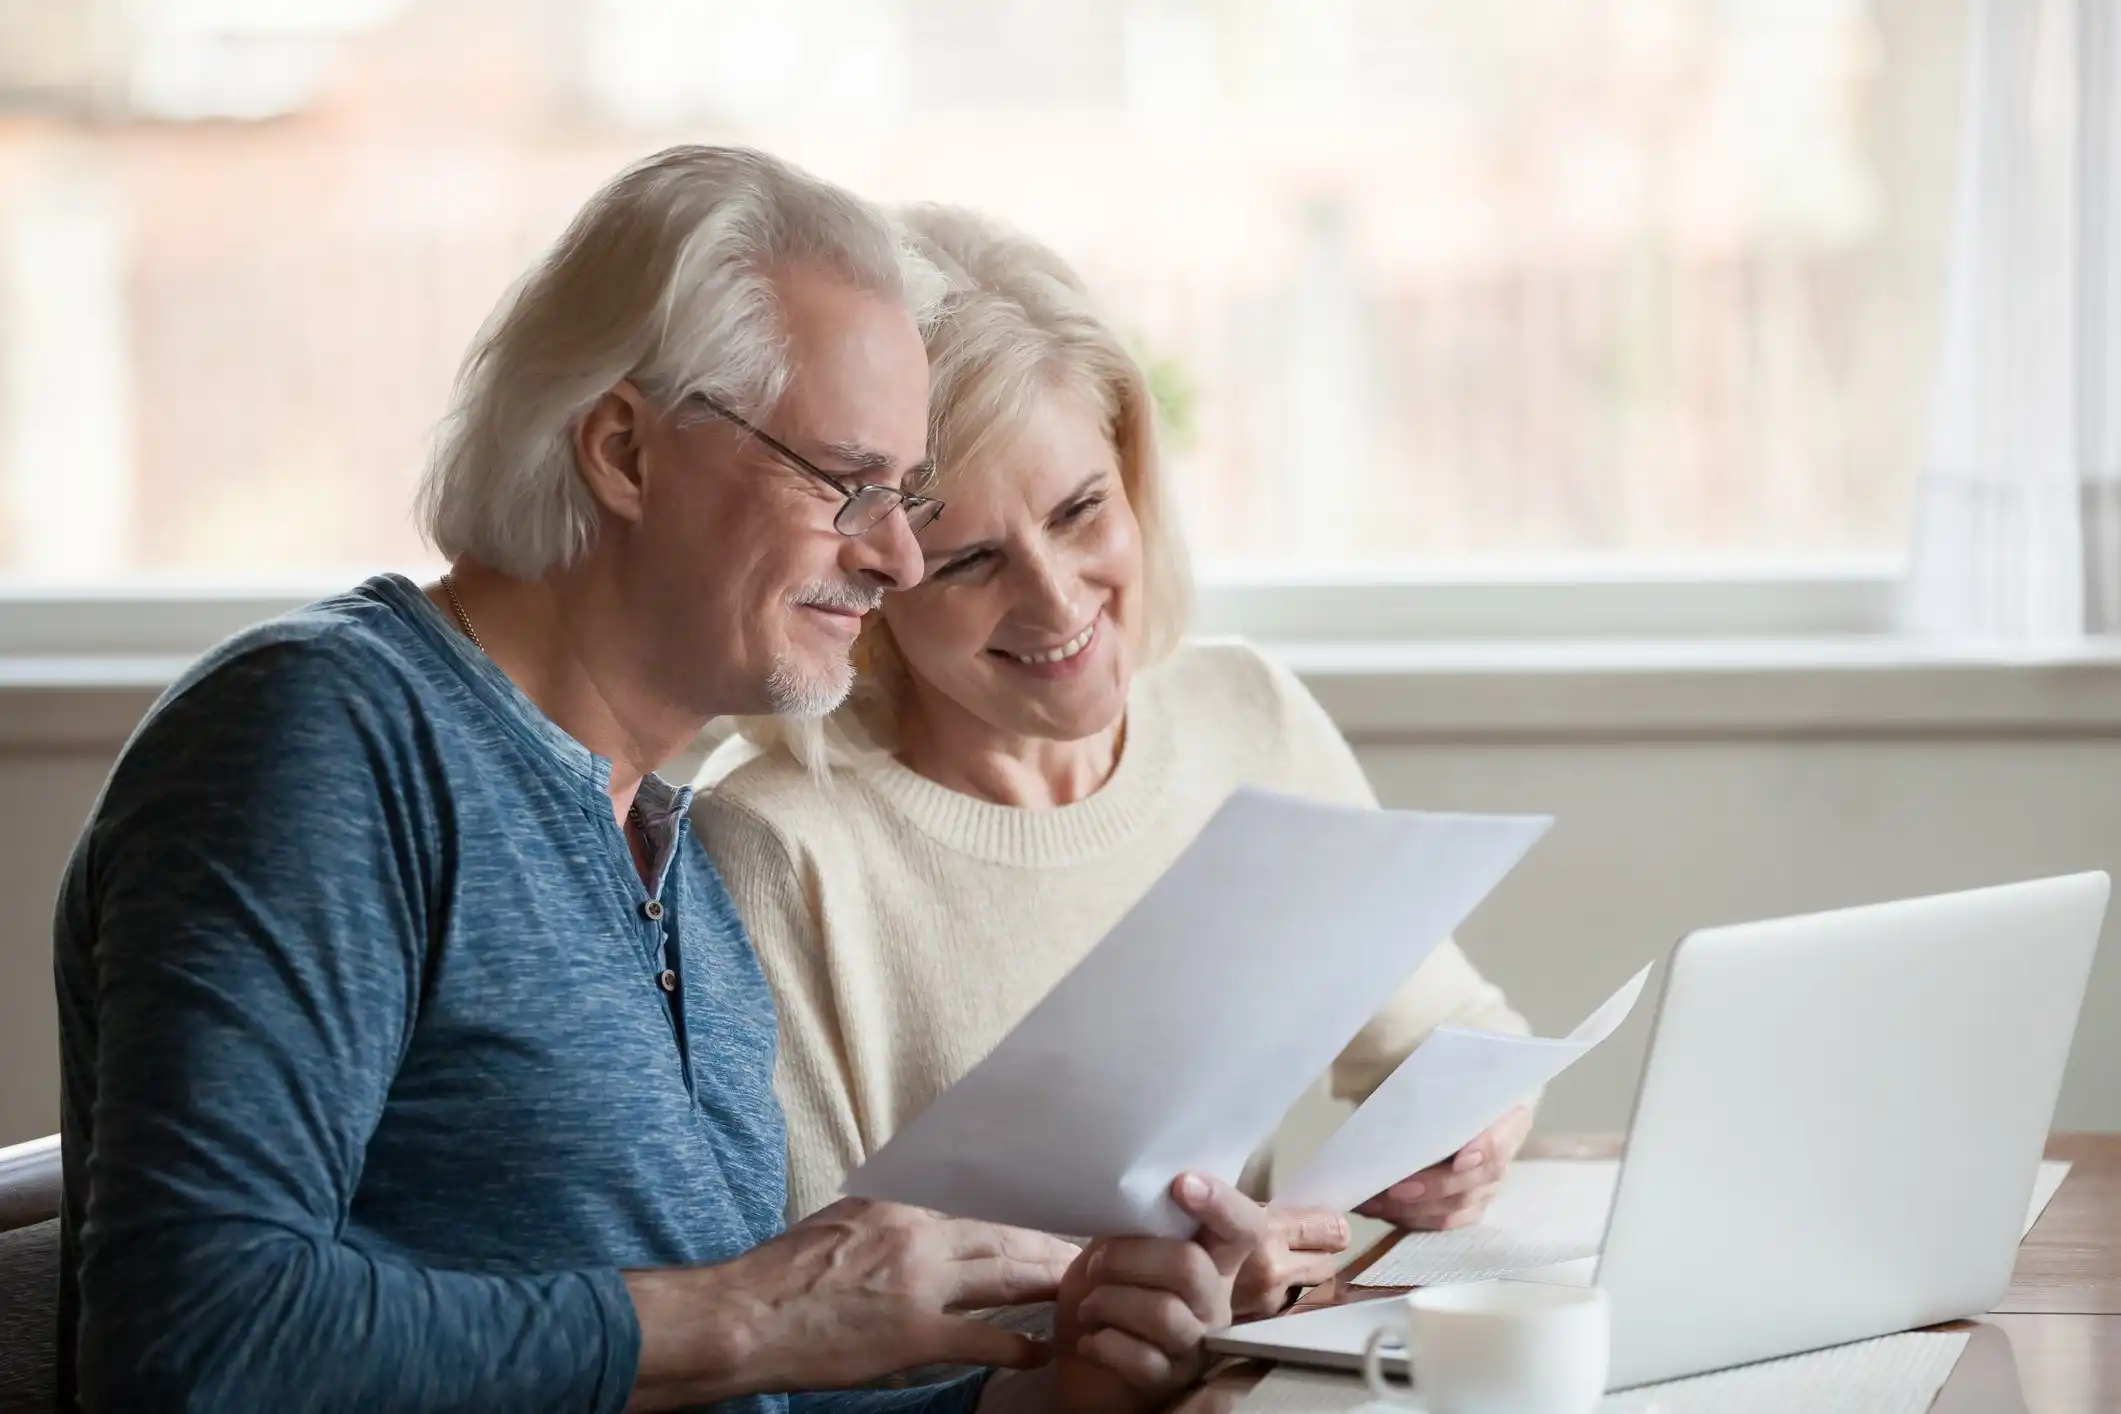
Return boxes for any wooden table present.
[1180,1134,2121,1413]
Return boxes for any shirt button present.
[657,969,678,993]
[642,899,665,921]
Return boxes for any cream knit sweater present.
[694,640,1528,1222]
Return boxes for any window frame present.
[10,562,2121,754]
[1189,560,1903,643]
[0,560,1904,663]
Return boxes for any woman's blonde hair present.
[731,204,1193,770]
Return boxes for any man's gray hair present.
[419,145,945,579]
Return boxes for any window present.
[0,0,1963,593]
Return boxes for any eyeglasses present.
[693,397,944,537]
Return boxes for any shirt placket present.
[631,803,696,1097]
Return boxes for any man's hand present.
[623,1198,1079,1410]
[1355,1104,1534,1230]
[1230,1207,1349,1318]
[1049,1172,1268,1414]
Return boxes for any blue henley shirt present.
[52,573,985,1414]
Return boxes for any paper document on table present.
[1353,1161,1617,1285]
[1275,966,1652,1213]
[1356,1159,2073,1287]
[1236,1330,1970,1414]
[843,789,1551,1237]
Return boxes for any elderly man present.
[52,146,1261,1413]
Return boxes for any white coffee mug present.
[1360,1279,1611,1414]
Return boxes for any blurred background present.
[0,0,1963,581]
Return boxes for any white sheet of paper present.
[842,788,1552,1237]
[1236,1331,1971,1414]
[1348,1160,1617,1286]
[1274,966,1652,1213]
[1355,1158,2073,1287]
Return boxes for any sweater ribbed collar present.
[851,671,1180,868]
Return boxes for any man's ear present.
[574,381,653,525]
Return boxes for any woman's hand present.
[1049,1173,1266,1414]
[1229,1207,1349,1318]
[1355,1104,1534,1230]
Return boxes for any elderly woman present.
[694,206,1535,1317]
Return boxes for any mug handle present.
[1361,1323,1424,1408]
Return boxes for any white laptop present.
[1207,873,2109,1390]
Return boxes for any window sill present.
[0,657,186,748]
[1271,638,2121,741]
[3,640,2120,749]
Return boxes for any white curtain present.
[1905,0,2121,640]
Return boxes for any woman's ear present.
[573,380,652,525]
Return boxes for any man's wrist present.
[621,1262,776,1410]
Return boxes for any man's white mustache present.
[792,582,883,615]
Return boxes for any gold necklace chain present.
[440,572,645,833]
[440,572,485,655]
